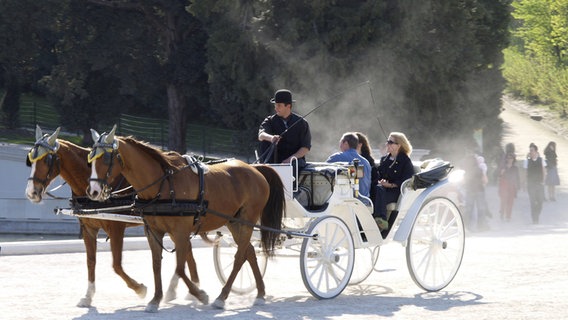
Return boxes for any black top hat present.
[270,89,295,104]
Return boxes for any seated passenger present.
[355,132,379,203]
[326,132,372,198]
[373,132,415,230]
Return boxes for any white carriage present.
[212,159,466,299]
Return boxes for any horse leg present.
[164,274,180,302]
[144,228,165,313]
[212,223,255,309]
[107,224,147,298]
[186,240,200,286]
[77,223,98,308]
[165,239,200,302]
[244,242,266,306]
[170,233,208,305]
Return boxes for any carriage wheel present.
[406,197,465,292]
[349,246,380,285]
[300,216,354,299]
[213,233,268,294]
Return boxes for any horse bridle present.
[88,140,123,198]
[27,142,61,191]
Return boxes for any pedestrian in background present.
[462,149,490,231]
[498,152,520,222]
[544,141,560,201]
[524,143,545,224]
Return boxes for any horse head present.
[25,125,62,203]
[87,124,123,201]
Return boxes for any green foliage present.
[511,0,568,65]
[504,48,568,107]
[505,0,568,110]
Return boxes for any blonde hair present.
[390,132,412,156]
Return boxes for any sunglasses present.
[386,140,398,145]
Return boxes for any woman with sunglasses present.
[373,132,415,231]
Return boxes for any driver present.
[258,89,311,171]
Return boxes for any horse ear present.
[47,127,60,146]
[35,125,43,141]
[105,124,117,144]
[90,128,100,143]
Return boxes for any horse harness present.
[133,156,209,223]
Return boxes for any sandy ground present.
[1,99,567,319]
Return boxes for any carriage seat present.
[294,163,337,211]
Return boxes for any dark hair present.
[355,132,371,156]
[505,143,515,154]
[342,133,359,149]
[544,141,556,153]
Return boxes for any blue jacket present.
[326,149,372,197]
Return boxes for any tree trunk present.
[1,74,21,129]
[167,83,187,153]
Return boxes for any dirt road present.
[0,99,567,319]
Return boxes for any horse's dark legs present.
[145,229,165,313]
[77,223,98,308]
[107,224,147,298]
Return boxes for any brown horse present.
[25,126,201,307]
[86,125,285,312]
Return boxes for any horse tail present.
[253,164,286,257]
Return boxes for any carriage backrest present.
[296,163,354,210]
[266,164,295,200]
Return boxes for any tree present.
[512,0,568,66]
[84,0,209,153]
[506,0,568,108]
[189,0,275,131]
[0,0,61,128]
[40,0,158,143]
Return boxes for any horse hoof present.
[212,298,225,309]
[254,297,266,306]
[136,284,148,299]
[145,303,159,313]
[183,281,200,300]
[77,298,91,308]
[197,290,209,305]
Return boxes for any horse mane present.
[53,139,91,195]
[121,136,186,169]
[58,139,90,155]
